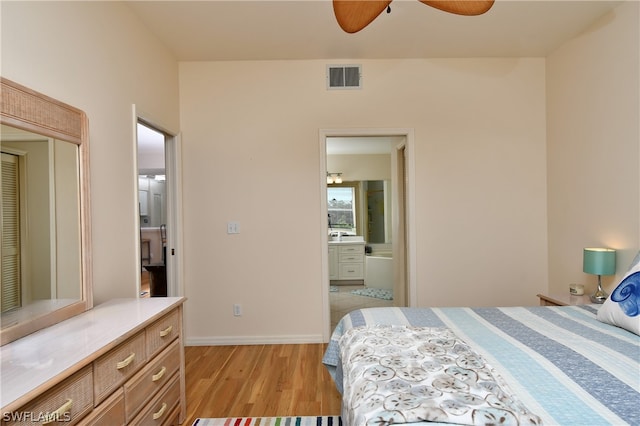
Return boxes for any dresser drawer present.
[146,310,180,359]
[123,340,181,422]
[2,365,93,426]
[339,262,364,279]
[93,332,146,405]
[78,388,124,426]
[130,375,180,426]
[163,404,181,426]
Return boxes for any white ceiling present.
[127,0,622,61]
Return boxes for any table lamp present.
[583,248,616,303]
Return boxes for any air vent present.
[327,65,362,90]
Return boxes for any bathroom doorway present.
[136,120,183,298]
[320,128,415,340]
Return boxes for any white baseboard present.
[186,334,325,346]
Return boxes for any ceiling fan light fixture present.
[333,0,392,33]
[333,0,495,33]
[419,0,495,16]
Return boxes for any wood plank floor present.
[184,344,342,424]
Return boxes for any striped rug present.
[193,417,342,426]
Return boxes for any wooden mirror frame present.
[0,77,93,345]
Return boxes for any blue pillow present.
[597,251,640,335]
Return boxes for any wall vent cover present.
[327,65,362,90]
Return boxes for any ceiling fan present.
[333,0,495,33]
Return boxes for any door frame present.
[132,106,184,298]
[319,128,416,341]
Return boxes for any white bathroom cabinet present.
[329,241,365,284]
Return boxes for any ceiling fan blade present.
[333,0,393,33]
[419,0,495,16]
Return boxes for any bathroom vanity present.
[328,239,365,284]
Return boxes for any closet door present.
[1,152,21,312]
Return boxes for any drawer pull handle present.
[152,402,168,420]
[116,352,136,369]
[152,366,167,382]
[42,398,73,424]
[159,325,173,337]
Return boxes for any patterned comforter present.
[340,325,541,425]
[322,306,640,425]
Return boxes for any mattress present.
[322,306,640,425]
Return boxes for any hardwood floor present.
[181,285,391,422]
[184,344,342,424]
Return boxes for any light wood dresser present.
[1,297,186,425]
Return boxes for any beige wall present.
[179,58,548,343]
[327,154,392,181]
[547,1,640,296]
[1,2,180,304]
[54,140,82,299]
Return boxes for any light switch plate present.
[227,221,240,234]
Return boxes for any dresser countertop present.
[1,297,185,411]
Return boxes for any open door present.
[136,119,183,298]
[392,143,408,307]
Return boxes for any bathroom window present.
[328,185,356,234]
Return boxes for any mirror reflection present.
[138,175,166,228]
[137,122,168,297]
[326,135,398,247]
[1,125,82,328]
[327,180,391,244]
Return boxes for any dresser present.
[329,241,365,284]
[1,297,186,425]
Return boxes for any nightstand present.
[537,293,593,306]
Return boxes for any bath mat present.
[351,287,393,300]
[193,416,342,425]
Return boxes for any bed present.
[322,304,640,425]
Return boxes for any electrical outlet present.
[233,304,242,316]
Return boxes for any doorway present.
[319,128,415,341]
[136,120,182,298]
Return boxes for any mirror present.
[0,77,92,346]
[327,180,391,244]
[137,122,166,229]
[138,175,166,228]
[365,180,390,244]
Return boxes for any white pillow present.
[597,251,640,335]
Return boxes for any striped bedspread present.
[322,306,640,425]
